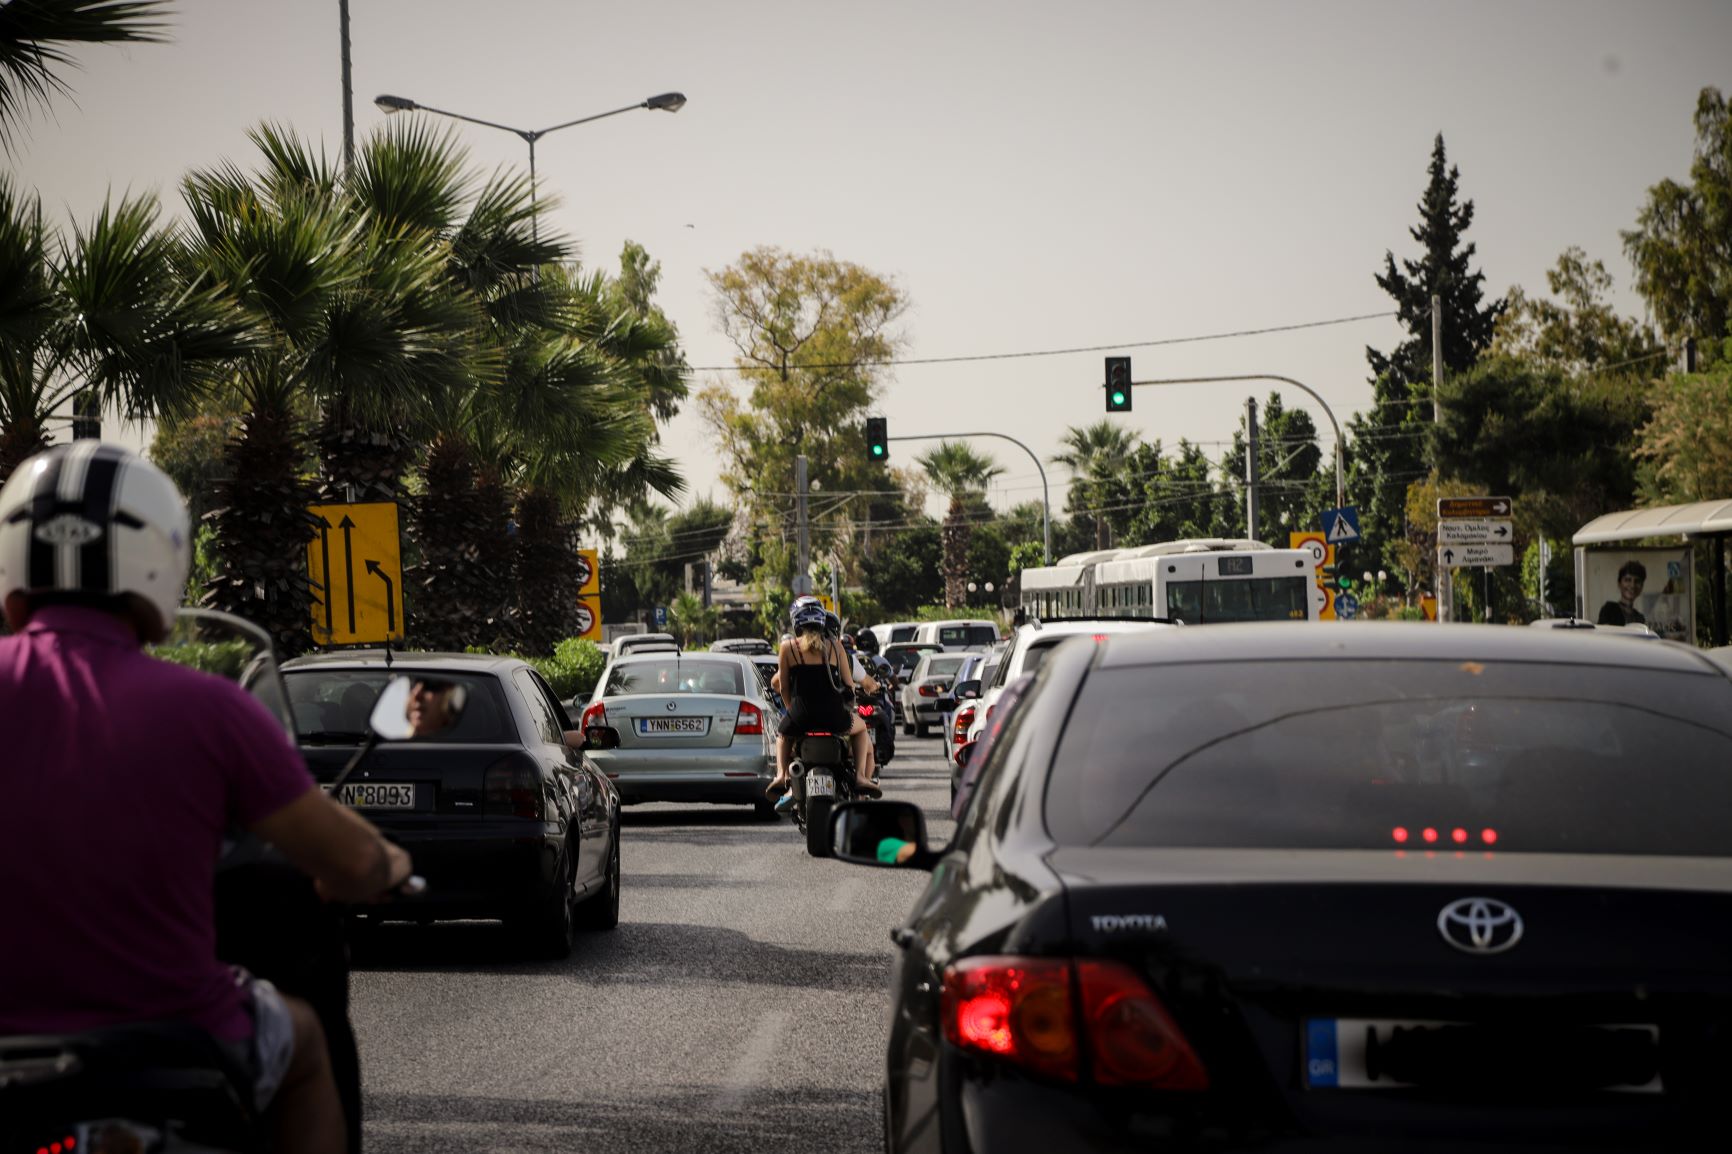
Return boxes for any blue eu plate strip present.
[1306,1019,1339,1088]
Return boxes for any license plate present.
[1305,1018,1661,1093]
[806,772,835,798]
[324,782,416,810]
[637,717,708,735]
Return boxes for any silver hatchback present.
[580,652,777,815]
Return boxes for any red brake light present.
[484,756,544,819]
[581,701,608,729]
[734,702,764,736]
[1076,960,1209,1090]
[942,957,1077,1082]
[1392,827,1409,844]
[952,705,976,744]
[1482,828,1499,845]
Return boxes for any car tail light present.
[581,701,608,729]
[735,702,764,735]
[952,705,976,744]
[918,683,940,697]
[942,957,1077,1082]
[1075,960,1209,1090]
[942,957,1209,1091]
[484,755,544,819]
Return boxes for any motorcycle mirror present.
[370,675,467,741]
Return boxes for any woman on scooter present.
[765,597,882,800]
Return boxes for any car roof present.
[919,618,997,628]
[1018,618,1172,641]
[282,649,519,673]
[1096,621,1722,674]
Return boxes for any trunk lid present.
[602,693,750,750]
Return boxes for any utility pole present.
[1245,396,1261,542]
[339,0,355,170]
[793,455,812,596]
[1432,294,1452,623]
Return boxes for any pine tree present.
[1354,134,1505,579]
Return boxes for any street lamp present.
[373,90,687,242]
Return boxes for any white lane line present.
[710,1008,792,1111]
[827,872,865,912]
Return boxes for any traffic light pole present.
[886,432,1050,566]
[1127,374,1347,511]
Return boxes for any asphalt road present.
[351,735,955,1153]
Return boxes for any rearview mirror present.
[369,675,467,741]
[953,679,982,701]
[583,725,621,751]
[829,801,932,869]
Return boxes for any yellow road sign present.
[573,596,602,642]
[307,502,405,646]
[817,593,836,613]
[576,548,600,596]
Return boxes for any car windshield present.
[1045,660,1732,856]
[284,669,510,743]
[605,658,745,697]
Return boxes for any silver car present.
[899,650,974,737]
[580,652,777,817]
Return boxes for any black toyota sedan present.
[830,623,1732,1153]
[281,650,621,958]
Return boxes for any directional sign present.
[1437,543,1514,569]
[1438,496,1513,520]
[1321,505,1361,545]
[307,502,405,646]
[1438,519,1513,546]
[1335,592,1361,620]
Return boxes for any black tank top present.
[781,641,853,735]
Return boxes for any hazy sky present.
[14,0,1731,523]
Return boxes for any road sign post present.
[1436,497,1515,625]
[307,501,405,646]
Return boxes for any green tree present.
[1125,439,1230,545]
[0,0,167,156]
[862,520,942,613]
[1622,88,1732,367]
[1219,394,1332,545]
[1355,133,1505,573]
[917,441,1002,607]
[1635,366,1732,504]
[1493,247,1663,374]
[1051,420,1139,549]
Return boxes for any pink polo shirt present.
[0,607,315,1041]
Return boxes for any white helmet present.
[0,442,191,640]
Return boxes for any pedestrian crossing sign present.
[1322,505,1361,545]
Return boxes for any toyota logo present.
[1437,897,1523,955]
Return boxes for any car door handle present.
[889,927,916,949]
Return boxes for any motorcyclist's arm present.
[251,789,412,902]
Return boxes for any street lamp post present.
[373,91,686,243]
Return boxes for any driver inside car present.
[0,444,413,1154]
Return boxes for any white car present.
[864,621,921,651]
[898,650,975,737]
[959,618,1176,750]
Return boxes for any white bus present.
[1020,539,1320,624]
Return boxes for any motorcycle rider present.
[765,596,881,800]
[0,443,411,1153]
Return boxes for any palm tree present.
[0,175,251,478]
[1052,420,1139,548]
[917,441,1003,608]
[0,0,168,156]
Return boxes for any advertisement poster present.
[1581,546,1694,643]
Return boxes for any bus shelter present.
[1572,497,1732,647]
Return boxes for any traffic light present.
[865,416,889,462]
[1105,356,1133,412]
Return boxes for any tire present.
[901,722,915,736]
[805,794,834,857]
[575,833,621,932]
[915,723,929,739]
[518,857,578,959]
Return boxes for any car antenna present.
[384,643,393,670]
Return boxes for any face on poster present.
[1583,547,1694,643]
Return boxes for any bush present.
[528,637,607,701]
[149,638,254,679]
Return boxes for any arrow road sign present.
[306,501,405,646]
[1438,543,1514,569]
[1438,519,1513,545]
[365,559,396,633]
[1438,496,1513,519]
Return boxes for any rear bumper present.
[590,747,773,805]
[359,817,560,921]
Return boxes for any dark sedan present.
[831,623,1732,1153]
[281,651,620,958]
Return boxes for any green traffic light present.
[1111,391,1126,405]
[872,445,883,457]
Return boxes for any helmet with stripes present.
[789,595,827,631]
[0,442,191,642]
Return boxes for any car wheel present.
[575,833,621,932]
[805,795,833,858]
[901,721,915,736]
[519,855,578,958]
[915,723,929,739]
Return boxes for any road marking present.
[710,1008,791,1110]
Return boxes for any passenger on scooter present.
[765,596,881,800]
[0,444,412,1154]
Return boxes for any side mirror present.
[369,676,466,741]
[829,801,932,869]
[953,679,982,701]
[583,725,622,751]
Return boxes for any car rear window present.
[1020,639,1066,675]
[1045,660,1732,856]
[285,670,512,744]
[939,625,997,647]
[926,655,969,678]
[605,659,744,697]
[888,626,918,643]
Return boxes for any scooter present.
[788,731,868,859]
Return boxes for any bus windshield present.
[1165,575,1310,623]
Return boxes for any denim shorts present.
[217,974,297,1110]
